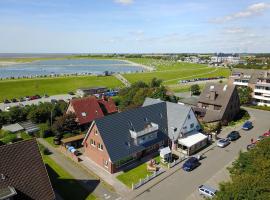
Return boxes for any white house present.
[143,98,208,155]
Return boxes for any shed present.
[2,123,24,133]
[61,134,85,148]
[159,146,171,163]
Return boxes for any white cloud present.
[211,2,270,23]
[114,0,134,5]
[224,27,247,34]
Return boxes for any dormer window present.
[81,112,87,117]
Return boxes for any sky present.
[0,0,270,53]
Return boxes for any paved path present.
[38,138,122,200]
[131,108,270,200]
[114,73,131,87]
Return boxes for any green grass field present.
[124,67,230,85]
[0,57,231,101]
[0,76,122,101]
[43,155,96,200]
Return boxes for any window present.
[104,160,108,168]
[90,139,96,147]
[190,123,194,129]
[98,143,103,151]
[95,130,98,135]
[187,114,191,119]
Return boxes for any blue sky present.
[0,0,269,53]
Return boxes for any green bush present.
[0,134,17,144]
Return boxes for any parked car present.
[51,99,58,104]
[227,131,240,141]
[198,185,217,198]
[35,95,41,99]
[247,143,256,151]
[5,106,10,111]
[19,97,25,102]
[217,138,230,148]
[182,157,200,171]
[263,130,270,137]
[24,96,30,101]
[3,99,10,104]
[242,121,253,130]
[11,98,17,103]
[68,91,75,95]
[257,135,265,141]
[44,94,49,98]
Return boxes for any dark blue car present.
[242,121,253,130]
[183,157,200,171]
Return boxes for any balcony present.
[130,123,159,139]
[253,95,270,101]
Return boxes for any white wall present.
[180,109,201,136]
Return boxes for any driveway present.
[0,94,74,111]
[133,108,270,200]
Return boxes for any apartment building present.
[228,69,270,106]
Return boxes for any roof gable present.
[0,139,55,200]
[69,96,104,125]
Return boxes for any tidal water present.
[0,59,144,78]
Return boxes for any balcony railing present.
[130,123,159,139]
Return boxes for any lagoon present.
[0,59,144,78]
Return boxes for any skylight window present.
[81,112,87,117]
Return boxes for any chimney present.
[210,91,216,100]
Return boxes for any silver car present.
[198,185,217,198]
[217,138,230,148]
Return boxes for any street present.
[134,108,270,200]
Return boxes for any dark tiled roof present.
[93,103,168,163]
[69,96,104,125]
[198,83,238,122]
[231,68,269,84]
[0,139,55,200]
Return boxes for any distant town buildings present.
[229,69,270,106]
[210,53,242,65]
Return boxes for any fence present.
[132,168,166,190]
[167,156,187,168]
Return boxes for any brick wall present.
[83,123,113,173]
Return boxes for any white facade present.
[180,109,201,136]
[254,84,270,106]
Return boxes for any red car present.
[263,131,270,137]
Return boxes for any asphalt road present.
[134,108,270,200]
[0,94,74,111]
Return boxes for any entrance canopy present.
[178,131,207,148]
[160,146,171,158]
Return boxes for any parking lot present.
[134,108,270,200]
[0,94,74,111]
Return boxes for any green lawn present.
[0,75,122,101]
[43,155,97,200]
[124,67,230,85]
[116,162,152,188]
[44,136,58,147]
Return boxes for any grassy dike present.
[0,75,122,101]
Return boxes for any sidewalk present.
[38,138,121,200]
[79,155,130,196]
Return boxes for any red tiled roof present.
[68,96,104,125]
[98,97,117,114]
[0,139,55,200]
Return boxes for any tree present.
[237,86,253,105]
[214,138,270,200]
[52,113,78,134]
[190,84,201,95]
